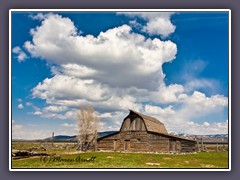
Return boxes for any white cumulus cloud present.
[24,13,177,90]
[118,12,176,37]
[17,104,24,109]
[61,123,75,127]
[12,46,27,62]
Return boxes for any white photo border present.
[9,9,231,172]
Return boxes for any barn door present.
[124,140,130,151]
[169,140,176,152]
[113,140,117,151]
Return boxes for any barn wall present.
[98,131,169,152]
[97,131,196,153]
[180,139,196,152]
[97,133,119,151]
[147,132,170,152]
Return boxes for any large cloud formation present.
[17,13,228,135]
[25,14,177,90]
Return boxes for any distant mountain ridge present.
[13,131,228,143]
[43,131,118,142]
[170,132,228,138]
[169,132,228,143]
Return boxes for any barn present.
[97,110,196,153]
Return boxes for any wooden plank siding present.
[97,131,196,153]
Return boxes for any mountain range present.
[13,131,228,143]
[42,131,117,142]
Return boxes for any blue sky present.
[11,11,229,139]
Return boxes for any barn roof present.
[147,131,196,142]
[129,110,168,134]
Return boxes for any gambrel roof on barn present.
[120,109,168,134]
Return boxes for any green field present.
[11,142,229,169]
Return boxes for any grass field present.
[11,142,229,169]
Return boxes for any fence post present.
[52,132,54,148]
[197,140,200,151]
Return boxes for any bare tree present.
[76,106,99,151]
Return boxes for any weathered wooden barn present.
[97,110,196,153]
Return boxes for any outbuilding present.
[97,110,196,153]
